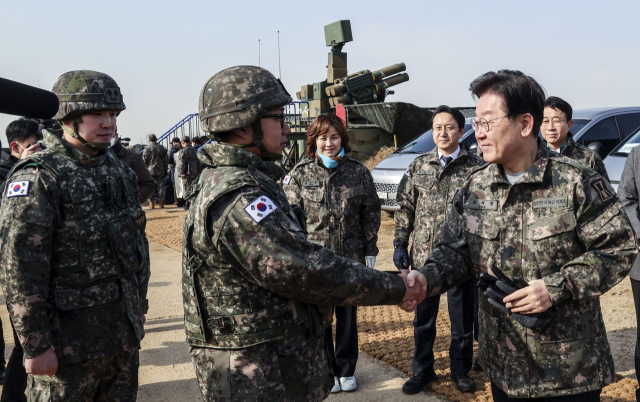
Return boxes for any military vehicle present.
[282,20,467,168]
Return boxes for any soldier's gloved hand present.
[366,256,376,269]
[393,239,409,271]
[481,266,557,332]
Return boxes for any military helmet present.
[52,70,126,121]
[198,66,292,133]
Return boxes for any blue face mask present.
[316,147,344,168]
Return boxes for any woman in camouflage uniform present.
[284,114,381,393]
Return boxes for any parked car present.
[603,125,640,192]
[373,107,640,211]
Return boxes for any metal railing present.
[140,113,204,153]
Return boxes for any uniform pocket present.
[528,211,576,276]
[302,188,323,203]
[343,185,365,198]
[464,212,500,271]
[52,280,120,310]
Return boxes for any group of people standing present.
[0,64,637,402]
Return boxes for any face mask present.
[110,137,116,147]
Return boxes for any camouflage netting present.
[345,102,475,146]
[145,206,638,402]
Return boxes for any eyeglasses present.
[541,118,566,127]
[471,115,509,133]
[433,125,459,135]
[263,113,286,129]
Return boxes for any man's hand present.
[181,174,186,178]
[398,270,427,312]
[503,279,552,314]
[22,143,43,158]
[25,347,58,376]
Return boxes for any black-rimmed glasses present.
[264,114,285,128]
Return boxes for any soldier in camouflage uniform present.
[179,136,199,189]
[142,133,168,208]
[403,70,637,401]
[394,106,486,394]
[541,96,609,181]
[284,114,380,393]
[0,70,149,401]
[183,65,424,402]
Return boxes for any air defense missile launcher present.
[283,20,466,168]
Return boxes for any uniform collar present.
[199,143,285,181]
[486,138,550,185]
[437,146,461,162]
[425,146,468,166]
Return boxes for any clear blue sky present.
[2,0,639,147]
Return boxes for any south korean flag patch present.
[283,175,292,185]
[244,196,278,223]
[404,168,411,177]
[6,180,29,198]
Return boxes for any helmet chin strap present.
[250,119,282,162]
[60,116,112,150]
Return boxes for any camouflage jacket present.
[284,155,381,263]
[552,134,609,181]
[419,140,636,397]
[179,144,199,178]
[142,142,168,177]
[182,144,404,399]
[0,130,150,366]
[394,147,486,268]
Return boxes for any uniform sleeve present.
[545,174,637,301]
[212,189,406,307]
[418,188,478,296]
[394,163,416,242]
[162,148,169,176]
[283,170,304,211]
[0,166,59,358]
[142,147,150,167]
[178,150,186,175]
[361,168,381,256]
[592,153,610,182]
[131,153,156,204]
[618,147,640,237]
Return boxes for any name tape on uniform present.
[533,197,568,209]
[6,180,29,198]
[244,196,278,223]
[283,175,292,185]
[467,198,498,210]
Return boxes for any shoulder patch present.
[404,168,411,177]
[6,180,30,198]
[244,195,278,223]
[591,178,614,203]
[283,175,292,185]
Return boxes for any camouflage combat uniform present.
[419,139,637,398]
[179,143,199,192]
[0,129,149,401]
[284,155,380,263]
[284,153,381,379]
[182,143,405,402]
[142,142,168,203]
[395,147,485,375]
[549,133,609,181]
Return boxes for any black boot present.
[450,371,475,393]
[402,370,436,395]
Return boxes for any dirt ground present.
[1,204,638,401]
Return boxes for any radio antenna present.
[259,39,261,67]
[278,31,281,79]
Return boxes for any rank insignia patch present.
[6,180,30,198]
[283,175,292,185]
[244,196,278,223]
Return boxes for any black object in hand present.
[479,265,557,332]
[392,239,409,271]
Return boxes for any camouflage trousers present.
[27,348,139,402]
[152,174,165,203]
[190,336,333,402]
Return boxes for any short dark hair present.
[171,137,180,143]
[544,96,572,121]
[181,136,190,143]
[6,118,40,144]
[469,70,545,136]
[433,105,465,131]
